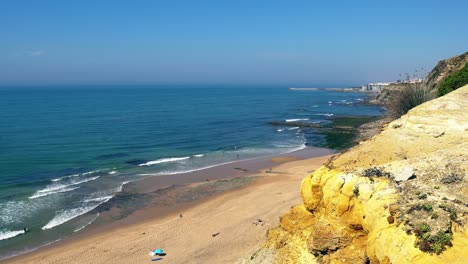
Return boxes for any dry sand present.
[5,155,332,264]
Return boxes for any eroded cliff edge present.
[244,85,468,264]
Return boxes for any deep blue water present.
[0,86,382,258]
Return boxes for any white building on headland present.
[361,78,423,92]
[396,78,423,84]
[361,82,391,92]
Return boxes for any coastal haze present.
[1,1,467,87]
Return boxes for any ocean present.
[0,86,382,259]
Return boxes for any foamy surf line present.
[285,118,309,122]
[51,169,107,182]
[0,230,25,241]
[42,195,113,230]
[40,181,131,230]
[114,181,130,193]
[279,143,307,154]
[29,186,80,199]
[51,173,79,182]
[29,176,100,199]
[139,144,308,177]
[138,156,190,166]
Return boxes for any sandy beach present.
[4,153,333,264]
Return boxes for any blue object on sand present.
[154,249,163,255]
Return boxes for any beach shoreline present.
[3,147,334,263]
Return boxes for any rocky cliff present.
[424,52,468,92]
[370,52,467,105]
[244,85,468,264]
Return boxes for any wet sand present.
[4,148,334,264]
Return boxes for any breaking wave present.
[313,113,334,117]
[0,229,25,241]
[29,176,99,199]
[138,156,190,166]
[42,195,112,230]
[285,118,309,122]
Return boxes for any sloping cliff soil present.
[424,52,468,92]
[245,85,468,264]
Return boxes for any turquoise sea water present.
[0,86,382,258]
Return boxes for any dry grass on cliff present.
[386,81,436,119]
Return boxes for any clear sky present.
[1,0,467,87]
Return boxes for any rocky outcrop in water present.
[243,85,468,264]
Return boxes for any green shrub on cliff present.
[438,63,468,96]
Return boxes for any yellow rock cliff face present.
[246,85,468,264]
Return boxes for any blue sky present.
[1,0,467,87]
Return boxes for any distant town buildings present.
[289,78,424,93]
[361,82,391,92]
[361,78,423,92]
[396,78,424,84]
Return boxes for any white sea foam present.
[29,176,100,199]
[114,181,130,193]
[82,169,106,175]
[137,141,309,178]
[277,129,284,132]
[51,173,79,182]
[0,199,53,225]
[314,113,334,117]
[150,160,241,176]
[285,118,309,122]
[42,196,112,230]
[108,170,117,175]
[51,169,105,182]
[150,144,307,176]
[288,127,300,130]
[29,186,80,199]
[73,213,100,232]
[279,143,307,154]
[83,195,114,203]
[193,154,205,157]
[0,229,25,241]
[138,156,190,166]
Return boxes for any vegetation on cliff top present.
[372,52,467,118]
[385,75,435,119]
[424,52,468,92]
[438,63,468,96]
